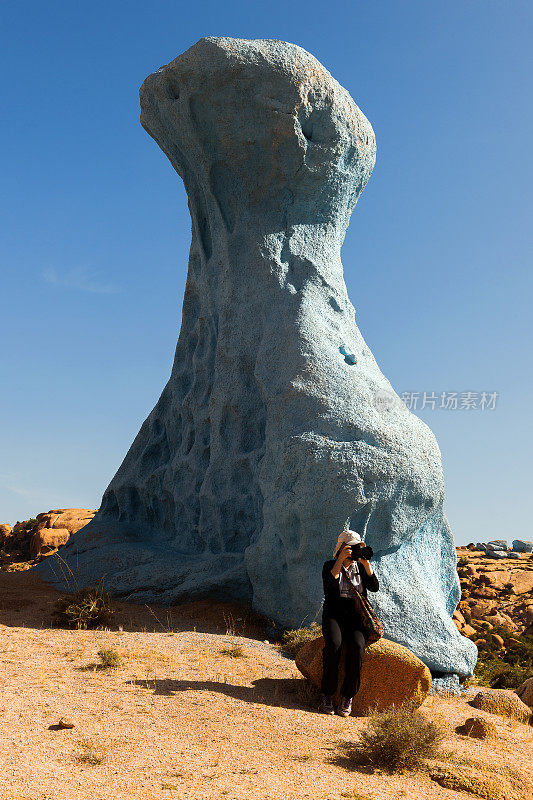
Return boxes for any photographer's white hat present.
[333,528,362,557]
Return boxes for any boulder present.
[430,765,519,800]
[512,540,533,553]
[0,523,11,544]
[488,615,515,633]
[485,572,511,589]
[486,551,509,559]
[515,677,533,709]
[461,624,477,638]
[2,509,96,561]
[506,571,533,595]
[35,509,96,535]
[476,544,487,551]
[294,635,432,715]
[33,36,476,684]
[455,716,497,739]
[469,601,496,618]
[489,633,504,648]
[470,689,531,724]
[29,528,71,560]
[487,540,508,550]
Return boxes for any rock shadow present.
[129,676,321,712]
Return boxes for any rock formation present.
[295,635,432,715]
[454,546,533,639]
[470,688,531,724]
[1,509,96,565]
[34,37,476,686]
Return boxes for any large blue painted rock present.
[34,37,476,682]
[512,540,533,553]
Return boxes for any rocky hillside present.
[453,545,533,653]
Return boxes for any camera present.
[348,542,373,560]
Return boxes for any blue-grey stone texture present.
[34,37,476,682]
[512,540,533,553]
[487,540,507,550]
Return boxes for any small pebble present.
[57,718,75,729]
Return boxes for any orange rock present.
[35,509,96,535]
[488,614,516,633]
[461,624,477,638]
[0,523,11,537]
[490,633,504,648]
[455,716,497,739]
[515,677,533,709]
[29,528,71,560]
[469,601,496,618]
[471,689,531,724]
[295,636,431,715]
[507,571,533,595]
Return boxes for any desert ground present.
[0,568,531,800]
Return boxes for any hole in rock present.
[339,345,357,365]
[167,79,180,100]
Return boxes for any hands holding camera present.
[332,541,374,578]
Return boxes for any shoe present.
[336,696,352,717]
[320,694,335,714]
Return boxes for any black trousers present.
[321,601,367,698]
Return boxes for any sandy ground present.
[0,569,532,800]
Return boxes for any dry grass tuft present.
[97,647,123,668]
[75,738,107,766]
[52,586,114,630]
[345,700,444,773]
[277,623,321,659]
[219,644,246,658]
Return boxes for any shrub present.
[75,738,106,766]
[219,644,246,658]
[97,648,122,668]
[52,586,115,630]
[474,630,533,688]
[348,700,444,773]
[278,623,321,659]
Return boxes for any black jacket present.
[322,559,379,615]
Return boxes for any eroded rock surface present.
[34,37,475,680]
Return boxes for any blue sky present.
[1,0,531,546]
